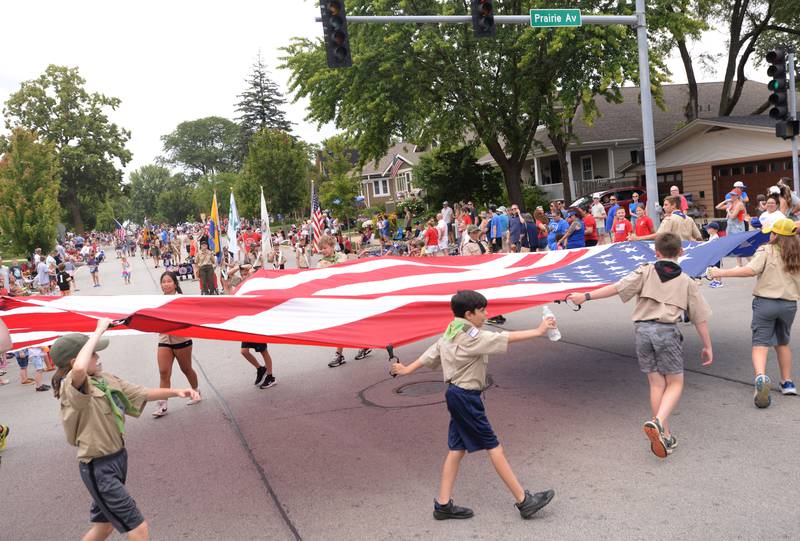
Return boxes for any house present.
[478,81,771,203]
[356,142,428,208]
[621,115,797,220]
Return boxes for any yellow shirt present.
[747,244,800,300]
[60,371,148,462]
[420,319,509,391]
[615,263,711,324]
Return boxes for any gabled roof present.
[358,142,426,176]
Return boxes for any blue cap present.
[749,217,762,229]
[706,221,720,230]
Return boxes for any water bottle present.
[542,305,561,342]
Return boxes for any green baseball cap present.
[50,333,109,368]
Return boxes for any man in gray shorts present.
[568,233,713,459]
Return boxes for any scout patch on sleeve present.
[468,327,480,338]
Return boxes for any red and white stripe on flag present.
[0,249,610,351]
[388,154,404,178]
[311,182,324,253]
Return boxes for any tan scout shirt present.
[615,263,711,324]
[60,371,148,462]
[316,252,347,269]
[461,240,489,256]
[657,213,703,241]
[419,319,509,391]
[196,248,215,267]
[747,245,800,300]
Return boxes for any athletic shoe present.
[259,375,276,389]
[354,348,372,360]
[515,489,555,519]
[0,369,6,376]
[35,384,51,392]
[754,374,771,408]
[254,366,267,386]
[433,499,474,520]
[643,418,668,459]
[328,352,346,368]
[708,280,723,288]
[0,425,9,451]
[780,380,798,396]
[664,434,678,455]
[152,400,168,417]
[187,390,202,405]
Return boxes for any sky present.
[0,1,765,178]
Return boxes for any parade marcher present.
[240,342,276,389]
[121,256,132,286]
[268,244,287,270]
[708,218,800,405]
[51,318,199,541]
[569,232,713,459]
[196,241,216,295]
[152,272,201,417]
[317,235,372,367]
[637,196,702,242]
[390,290,557,520]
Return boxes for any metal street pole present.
[787,48,799,194]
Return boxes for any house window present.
[770,162,780,172]
[731,166,742,175]
[399,171,412,193]
[757,162,767,173]
[581,156,594,181]
[719,167,731,177]
[744,163,755,175]
[373,179,390,197]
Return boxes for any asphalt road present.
[1,248,799,540]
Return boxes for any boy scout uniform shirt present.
[60,371,148,462]
[461,239,488,256]
[657,213,703,241]
[747,245,800,300]
[419,318,509,391]
[316,252,347,269]
[196,249,215,267]
[615,263,711,324]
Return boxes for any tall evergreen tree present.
[235,52,292,140]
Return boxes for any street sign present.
[529,9,582,28]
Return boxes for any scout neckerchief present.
[444,318,469,341]
[90,377,140,435]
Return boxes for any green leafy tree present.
[235,52,293,144]
[236,129,310,219]
[160,116,243,177]
[320,176,360,225]
[414,145,504,208]
[128,165,172,224]
[3,65,131,232]
[157,174,201,224]
[283,0,649,207]
[0,128,60,254]
[194,172,239,219]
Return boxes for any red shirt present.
[583,214,598,241]
[612,218,633,242]
[424,227,438,246]
[679,195,689,213]
[461,215,473,225]
[635,215,654,237]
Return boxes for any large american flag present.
[0,232,765,352]
[387,154,404,179]
[311,181,324,253]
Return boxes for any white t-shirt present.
[442,206,453,224]
[759,210,786,231]
[437,220,449,249]
[591,202,606,219]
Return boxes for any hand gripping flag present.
[0,232,766,351]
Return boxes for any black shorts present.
[158,340,193,350]
[79,449,144,534]
[241,342,267,352]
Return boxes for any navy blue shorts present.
[241,342,268,353]
[445,384,499,453]
[78,448,144,534]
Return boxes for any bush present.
[522,185,550,213]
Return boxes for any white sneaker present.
[187,390,202,405]
[152,400,168,417]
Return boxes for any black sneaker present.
[664,434,678,455]
[354,348,372,360]
[515,489,554,519]
[259,375,276,389]
[328,353,346,368]
[488,315,506,325]
[433,499,474,520]
[35,384,51,392]
[254,366,267,386]
[643,418,668,459]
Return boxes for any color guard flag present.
[228,191,240,260]
[209,192,222,264]
[261,187,272,268]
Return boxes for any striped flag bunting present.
[0,232,765,352]
[311,181,324,253]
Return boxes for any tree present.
[128,165,172,224]
[3,65,131,232]
[157,174,201,224]
[0,128,60,254]
[194,172,239,219]
[283,1,647,207]
[236,129,310,219]
[160,116,243,177]
[414,145,504,208]
[235,52,293,143]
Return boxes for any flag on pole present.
[260,187,272,268]
[311,180,324,253]
[388,154,404,179]
[113,219,125,242]
[209,192,222,264]
[228,191,240,261]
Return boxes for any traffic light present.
[766,47,788,120]
[320,1,352,68]
[471,0,496,38]
[776,120,799,140]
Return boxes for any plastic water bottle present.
[542,305,561,342]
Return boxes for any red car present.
[569,186,647,216]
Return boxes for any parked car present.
[570,186,648,216]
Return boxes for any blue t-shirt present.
[508,216,524,243]
[566,220,585,249]
[628,202,641,226]
[490,214,509,239]
[605,204,620,231]
[547,219,569,251]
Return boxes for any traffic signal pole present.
[318,4,661,225]
[788,48,799,194]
